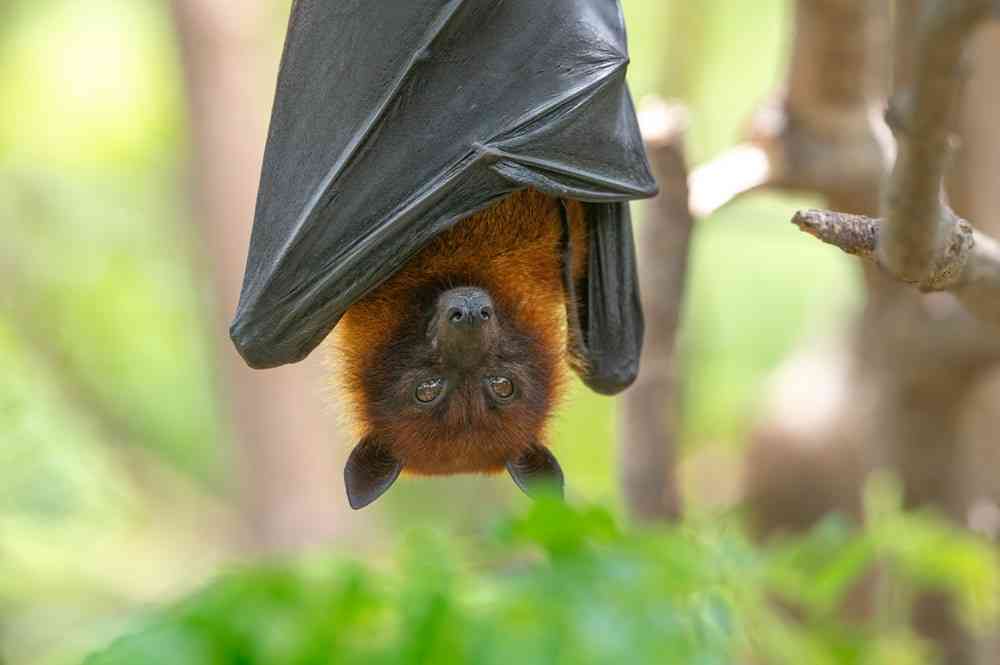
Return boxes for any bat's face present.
[342,285,565,510]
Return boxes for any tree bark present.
[740,3,1000,662]
[169,0,356,552]
[794,1,1000,326]
[689,0,890,218]
[732,0,888,537]
[619,102,693,523]
[941,24,1000,665]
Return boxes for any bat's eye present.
[487,376,515,401]
[415,378,446,404]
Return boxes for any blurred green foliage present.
[87,490,997,665]
[0,3,225,662]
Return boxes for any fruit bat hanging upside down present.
[230,0,658,509]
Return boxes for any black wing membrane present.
[577,202,645,395]
[231,0,657,373]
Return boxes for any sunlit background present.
[1,1,923,663]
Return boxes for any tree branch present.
[619,99,693,523]
[688,143,771,218]
[881,0,993,279]
[689,0,889,218]
[794,208,1000,323]
[793,0,1000,325]
[170,0,356,551]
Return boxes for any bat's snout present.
[432,287,498,367]
[441,288,494,331]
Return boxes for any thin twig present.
[792,209,879,260]
[688,144,771,218]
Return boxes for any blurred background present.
[2,1,997,664]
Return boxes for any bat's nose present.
[441,288,494,330]
[434,287,498,368]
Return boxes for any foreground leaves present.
[86,491,997,665]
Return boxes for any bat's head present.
[337,283,565,510]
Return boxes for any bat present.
[335,189,587,508]
[230,0,657,508]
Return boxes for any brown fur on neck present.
[331,189,586,475]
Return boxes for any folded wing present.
[232,0,657,371]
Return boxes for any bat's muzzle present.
[441,288,494,330]
[432,287,498,367]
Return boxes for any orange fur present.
[330,189,586,475]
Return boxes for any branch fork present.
[792,0,1000,323]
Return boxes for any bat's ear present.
[344,436,403,510]
[507,444,564,500]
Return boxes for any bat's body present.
[334,190,586,508]
[231,1,657,509]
